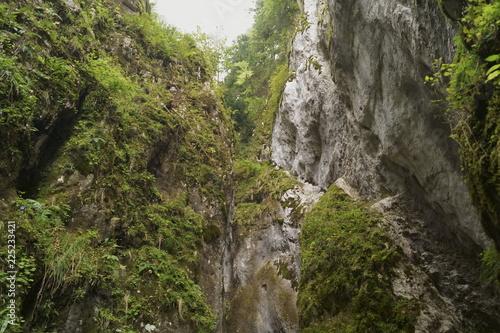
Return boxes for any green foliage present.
[297,12,312,33]
[233,202,268,232]
[233,60,253,85]
[430,0,500,257]
[224,0,299,152]
[233,159,297,203]
[0,199,104,330]
[299,186,419,332]
[460,0,500,52]
[252,62,294,147]
[125,246,216,332]
[480,246,500,290]
[85,56,141,100]
[0,236,36,333]
[485,54,500,83]
[232,159,297,236]
[0,0,232,331]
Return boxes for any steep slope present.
[0,0,232,332]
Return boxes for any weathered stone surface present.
[223,182,322,333]
[271,0,490,249]
[271,0,500,330]
[371,194,500,332]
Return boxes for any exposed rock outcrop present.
[223,180,323,333]
[272,0,500,330]
[272,0,488,249]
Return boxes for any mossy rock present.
[298,185,420,332]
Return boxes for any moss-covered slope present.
[0,0,232,332]
[299,186,420,332]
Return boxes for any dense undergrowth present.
[0,0,232,331]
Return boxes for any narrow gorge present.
[0,0,499,332]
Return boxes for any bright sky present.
[151,0,256,43]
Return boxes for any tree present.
[193,26,229,81]
[224,0,299,147]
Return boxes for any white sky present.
[151,0,256,43]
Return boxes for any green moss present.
[0,0,232,331]
[232,158,298,239]
[298,186,420,332]
[234,159,298,204]
[234,202,266,225]
[252,62,295,150]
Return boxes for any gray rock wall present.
[271,0,490,248]
[222,183,323,333]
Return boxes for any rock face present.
[271,0,489,249]
[223,182,323,333]
[272,0,500,330]
[371,194,500,332]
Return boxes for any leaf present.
[485,54,500,62]
[486,63,500,75]
[486,70,500,82]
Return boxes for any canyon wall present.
[272,0,489,249]
[270,0,500,331]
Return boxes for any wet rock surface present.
[223,182,323,333]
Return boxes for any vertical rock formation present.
[222,164,323,332]
[271,0,500,330]
[272,0,488,249]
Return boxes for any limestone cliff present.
[271,0,500,330]
[272,0,487,248]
